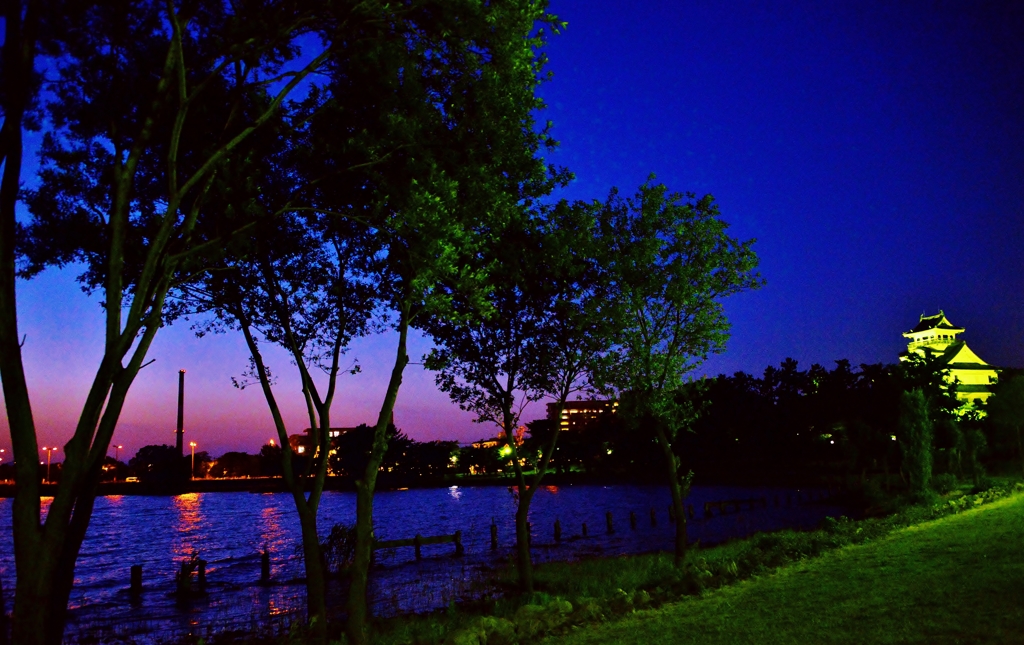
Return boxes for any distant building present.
[471,437,501,450]
[899,310,998,405]
[546,400,619,432]
[288,427,358,455]
[471,426,525,450]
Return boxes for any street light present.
[189,441,197,480]
[41,446,58,483]
[112,445,124,480]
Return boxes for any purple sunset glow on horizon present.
[2,1,1022,460]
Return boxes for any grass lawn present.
[544,492,1024,645]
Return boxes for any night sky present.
[2,1,1022,459]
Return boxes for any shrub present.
[899,388,933,495]
[321,523,357,575]
[932,473,959,494]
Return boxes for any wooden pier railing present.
[704,497,768,518]
[374,531,464,560]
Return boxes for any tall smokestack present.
[176,369,185,457]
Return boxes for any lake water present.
[0,484,845,642]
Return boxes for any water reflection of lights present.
[448,485,462,500]
[267,600,289,617]
[544,485,559,493]
[259,504,286,553]
[172,493,203,556]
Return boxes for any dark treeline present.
[524,359,1024,493]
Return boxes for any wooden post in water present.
[261,547,270,585]
[197,559,206,592]
[176,560,192,595]
[668,503,675,523]
[582,522,588,537]
[650,507,657,527]
[130,565,142,595]
[554,519,562,543]
[454,531,464,556]
[606,511,614,534]
[687,504,695,520]
[630,511,637,530]
[414,534,423,560]
[490,520,498,550]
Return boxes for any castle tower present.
[899,311,998,406]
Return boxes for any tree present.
[898,388,933,497]
[179,0,563,638]
[128,445,182,484]
[185,188,376,641]
[985,375,1024,477]
[1,3,333,643]
[314,4,565,640]
[598,179,762,566]
[425,199,611,592]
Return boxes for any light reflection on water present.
[0,484,846,642]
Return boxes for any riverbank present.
[540,487,1024,645]
[365,480,1024,645]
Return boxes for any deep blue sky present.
[3,1,1022,458]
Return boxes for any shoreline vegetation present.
[538,483,1024,645]
[364,479,1024,645]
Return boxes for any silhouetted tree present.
[899,388,933,497]
[424,199,612,592]
[208,452,261,479]
[128,445,182,484]
[985,375,1024,476]
[1,3,333,642]
[598,179,762,566]
[258,443,283,477]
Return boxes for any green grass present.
[542,492,1024,645]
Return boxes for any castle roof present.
[907,340,991,368]
[907,311,964,334]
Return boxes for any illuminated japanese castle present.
[899,311,998,405]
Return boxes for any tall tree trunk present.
[238,316,331,643]
[1,5,41,641]
[297,505,328,642]
[653,423,688,567]
[514,488,536,593]
[508,399,565,594]
[348,309,409,645]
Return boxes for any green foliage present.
[542,486,1024,645]
[985,374,1024,475]
[931,472,959,494]
[597,180,763,425]
[899,388,933,496]
[279,481,1024,645]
